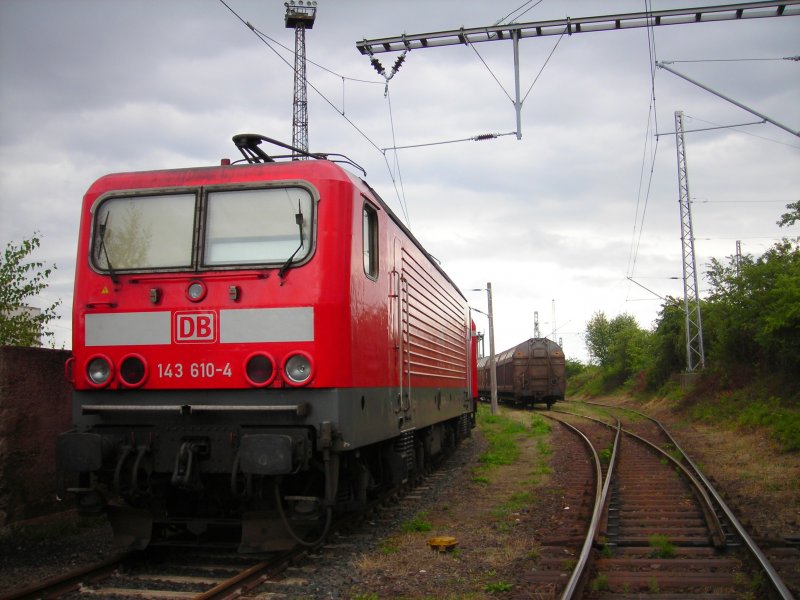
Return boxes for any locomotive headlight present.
[86,355,113,387]
[186,280,207,302]
[282,352,314,386]
[245,352,277,387]
[120,354,148,388]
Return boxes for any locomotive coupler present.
[171,440,207,490]
[113,445,134,496]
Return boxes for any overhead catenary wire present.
[493,0,546,26]
[244,25,384,153]
[217,0,417,222]
[657,61,800,137]
[465,22,567,110]
[382,131,517,152]
[693,199,792,203]
[218,0,381,86]
[625,0,662,291]
[665,114,800,149]
[383,88,410,225]
[662,56,800,63]
[521,28,566,104]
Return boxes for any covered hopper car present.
[57,134,478,551]
[477,337,565,409]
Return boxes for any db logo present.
[174,312,217,343]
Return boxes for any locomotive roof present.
[83,140,468,304]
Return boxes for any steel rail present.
[1,554,127,600]
[583,400,795,600]
[621,427,726,548]
[193,551,298,600]
[559,406,728,548]
[538,412,620,599]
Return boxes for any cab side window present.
[363,203,378,279]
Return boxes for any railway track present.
[3,546,300,599]
[4,405,796,598]
[3,432,468,600]
[541,401,798,599]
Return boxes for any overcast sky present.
[1,0,798,360]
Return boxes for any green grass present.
[379,540,400,554]
[590,573,609,592]
[689,392,800,452]
[477,409,529,467]
[474,404,554,536]
[401,511,433,533]
[648,534,676,558]
[530,413,551,435]
[482,571,513,594]
[491,491,535,521]
[474,404,553,480]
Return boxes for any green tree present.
[703,239,800,378]
[585,311,652,390]
[777,200,800,228]
[646,297,686,389]
[565,357,586,379]
[585,311,612,366]
[0,234,62,347]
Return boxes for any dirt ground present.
[340,409,565,600]
[339,397,799,599]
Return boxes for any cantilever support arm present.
[656,62,800,137]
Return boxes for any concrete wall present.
[0,346,72,528]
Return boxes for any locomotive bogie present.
[58,144,477,550]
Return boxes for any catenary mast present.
[674,111,706,372]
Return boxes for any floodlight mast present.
[285,0,318,158]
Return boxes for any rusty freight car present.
[477,337,565,409]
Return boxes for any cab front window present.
[92,193,196,272]
[90,186,316,274]
[203,187,314,266]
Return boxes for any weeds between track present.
[346,404,556,599]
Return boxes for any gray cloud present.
[1,0,798,358]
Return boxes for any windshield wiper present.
[278,201,305,280]
[97,213,119,284]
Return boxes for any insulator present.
[473,133,497,141]
[392,54,406,73]
[370,58,386,75]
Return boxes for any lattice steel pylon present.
[674,111,706,371]
[284,1,317,157]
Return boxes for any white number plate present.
[157,362,232,379]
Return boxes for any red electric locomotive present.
[58,135,477,551]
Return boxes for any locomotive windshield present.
[204,188,312,266]
[93,193,196,271]
[91,186,314,273]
